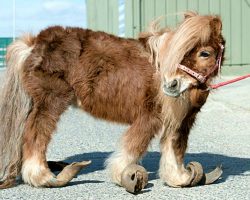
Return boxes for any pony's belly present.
[76,97,139,124]
[71,66,147,124]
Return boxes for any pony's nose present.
[168,79,178,89]
[164,79,179,90]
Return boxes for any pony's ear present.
[139,31,153,40]
[211,16,222,36]
[184,11,198,19]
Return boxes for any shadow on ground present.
[58,151,250,184]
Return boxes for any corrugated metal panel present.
[125,0,250,66]
[125,0,141,37]
[86,0,119,35]
[0,38,13,68]
[242,0,250,65]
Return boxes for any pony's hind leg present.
[21,71,74,187]
[106,113,161,193]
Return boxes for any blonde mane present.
[143,18,172,71]
[146,12,216,77]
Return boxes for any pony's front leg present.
[159,126,220,187]
[159,129,193,187]
[106,114,161,193]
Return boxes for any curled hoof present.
[186,161,204,186]
[47,160,91,187]
[121,164,148,194]
[202,164,223,185]
[186,161,223,187]
[48,161,69,172]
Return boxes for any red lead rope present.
[209,74,250,90]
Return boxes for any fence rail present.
[0,38,13,68]
[0,48,7,68]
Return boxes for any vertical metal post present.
[12,0,16,41]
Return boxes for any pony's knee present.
[21,155,54,187]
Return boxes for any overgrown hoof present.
[121,164,148,194]
[186,161,223,186]
[48,161,69,172]
[186,161,204,186]
[47,160,91,187]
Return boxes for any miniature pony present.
[0,12,225,193]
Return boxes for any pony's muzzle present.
[163,79,181,97]
[163,77,193,97]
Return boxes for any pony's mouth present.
[163,78,192,97]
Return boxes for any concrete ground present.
[0,71,249,200]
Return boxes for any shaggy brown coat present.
[0,12,225,189]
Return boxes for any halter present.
[177,44,224,83]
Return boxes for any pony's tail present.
[0,35,34,188]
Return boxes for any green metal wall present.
[86,0,119,34]
[87,0,250,67]
[125,0,250,66]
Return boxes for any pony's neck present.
[159,81,211,124]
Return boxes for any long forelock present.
[160,15,213,76]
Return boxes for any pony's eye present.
[199,51,210,57]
